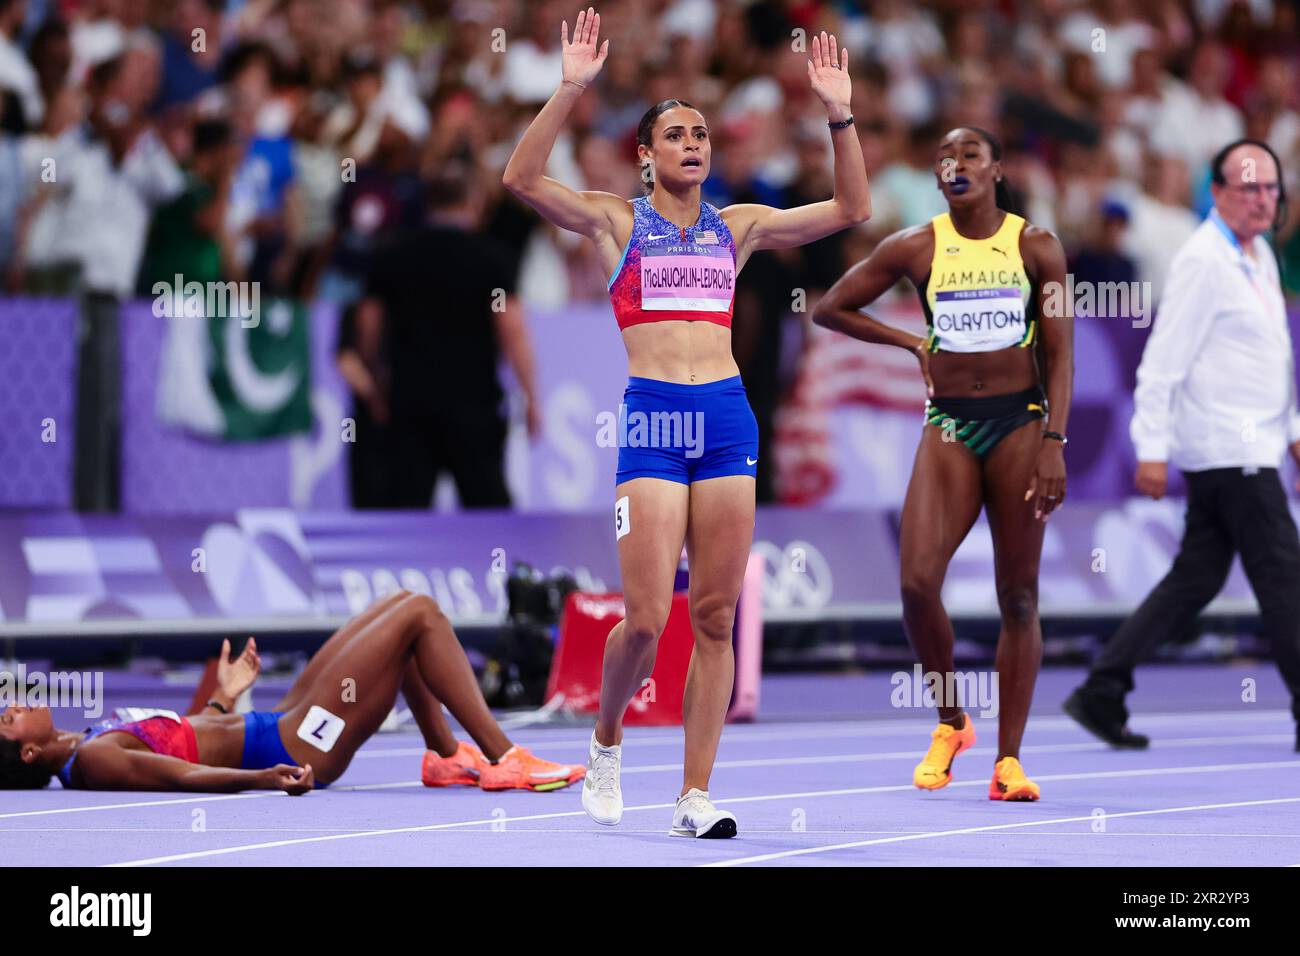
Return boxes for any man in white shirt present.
[1066,139,1300,752]
[64,55,183,511]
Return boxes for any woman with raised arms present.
[503,7,870,837]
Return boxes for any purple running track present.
[3,664,1298,867]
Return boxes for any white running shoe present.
[669,788,738,839]
[581,733,623,826]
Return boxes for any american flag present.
[694,229,718,244]
[774,295,929,505]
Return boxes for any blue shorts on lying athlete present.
[614,375,759,485]
[242,710,330,788]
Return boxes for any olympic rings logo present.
[751,539,833,610]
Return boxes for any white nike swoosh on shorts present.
[746,457,758,465]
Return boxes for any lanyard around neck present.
[1207,208,1282,323]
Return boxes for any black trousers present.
[73,294,121,512]
[346,397,394,509]
[1084,467,1300,721]
[386,404,511,509]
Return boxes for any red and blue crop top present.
[608,195,737,331]
[57,711,199,789]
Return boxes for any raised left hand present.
[1024,441,1067,520]
[807,32,851,118]
[218,637,261,701]
[561,7,609,89]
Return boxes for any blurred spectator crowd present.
[0,0,1295,304]
[1,0,1298,508]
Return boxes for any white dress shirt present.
[46,125,185,296]
[1131,209,1300,471]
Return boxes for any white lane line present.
[628,734,1295,773]
[6,730,1292,823]
[700,760,1300,809]
[12,827,1300,836]
[104,806,617,866]
[360,720,985,753]
[356,733,1300,770]
[103,759,1300,867]
[0,778,442,821]
[0,792,280,820]
[704,796,1300,867]
[355,708,1295,756]
[5,732,1294,823]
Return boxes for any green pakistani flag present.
[158,298,312,440]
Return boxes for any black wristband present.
[1043,430,1068,444]
[206,699,229,714]
[828,115,854,130]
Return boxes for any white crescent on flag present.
[224,309,302,413]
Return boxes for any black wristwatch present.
[1043,431,1068,445]
[207,699,229,714]
[828,115,855,130]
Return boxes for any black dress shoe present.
[1063,687,1150,749]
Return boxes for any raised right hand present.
[1134,461,1167,499]
[561,7,609,88]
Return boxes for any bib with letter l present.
[296,705,346,753]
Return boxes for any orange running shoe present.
[913,714,976,790]
[478,746,586,792]
[421,741,486,788]
[988,756,1040,801]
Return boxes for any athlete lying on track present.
[0,591,583,794]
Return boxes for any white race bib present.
[931,287,1027,352]
[114,707,181,724]
[640,243,734,312]
[296,705,346,753]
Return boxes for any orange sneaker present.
[421,741,486,788]
[913,714,976,790]
[988,756,1040,801]
[478,746,586,792]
